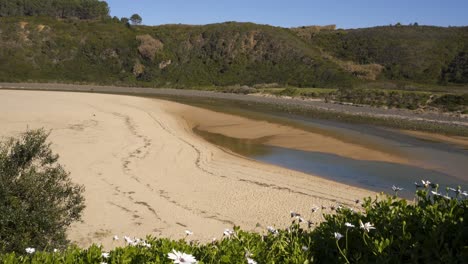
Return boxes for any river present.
[153,95,468,199]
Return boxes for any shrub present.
[431,94,468,112]
[1,185,466,263]
[277,87,299,97]
[311,188,468,263]
[329,88,431,110]
[0,129,85,253]
[132,61,145,77]
[221,85,258,94]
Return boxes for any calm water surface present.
[153,95,468,198]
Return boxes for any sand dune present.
[0,90,373,248]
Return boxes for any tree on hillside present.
[0,129,85,253]
[121,16,129,25]
[130,13,142,25]
[0,0,110,19]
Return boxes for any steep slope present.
[0,17,355,88]
[1,17,467,89]
[296,25,468,85]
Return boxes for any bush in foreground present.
[0,129,85,254]
[1,183,466,263]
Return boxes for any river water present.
[154,95,468,198]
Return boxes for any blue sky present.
[106,0,468,28]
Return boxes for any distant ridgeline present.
[0,1,467,89]
[0,0,109,19]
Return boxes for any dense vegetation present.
[1,13,467,90]
[0,16,356,88]
[0,186,466,263]
[0,0,109,19]
[298,25,468,85]
[0,130,85,254]
[270,87,468,113]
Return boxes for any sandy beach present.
[0,90,376,248]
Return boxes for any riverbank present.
[0,90,374,248]
[1,82,467,136]
[169,103,407,164]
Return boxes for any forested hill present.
[0,0,109,19]
[0,1,467,89]
[294,25,468,85]
[0,17,356,88]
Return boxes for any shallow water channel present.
[155,95,468,198]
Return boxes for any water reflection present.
[193,126,271,156]
[194,127,468,198]
[256,146,468,199]
[150,94,467,196]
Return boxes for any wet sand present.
[399,130,468,149]
[170,104,408,164]
[0,90,374,248]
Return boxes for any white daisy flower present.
[359,220,376,232]
[223,228,234,237]
[167,249,197,264]
[334,232,343,240]
[422,180,431,188]
[246,257,257,264]
[267,226,278,235]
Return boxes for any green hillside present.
[0,17,356,88]
[0,10,467,90]
[296,25,468,85]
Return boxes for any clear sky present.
[106,0,468,29]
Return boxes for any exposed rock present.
[132,61,145,77]
[136,34,163,61]
[159,60,172,69]
[37,24,46,32]
[19,21,28,29]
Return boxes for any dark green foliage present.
[312,190,468,263]
[442,52,468,84]
[0,129,85,253]
[0,0,109,19]
[1,15,468,89]
[0,18,355,88]
[120,17,129,25]
[431,94,468,112]
[330,88,431,110]
[136,22,355,88]
[130,14,142,25]
[303,26,468,84]
[0,188,466,263]
[221,85,258,94]
[277,87,300,97]
[0,17,137,84]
